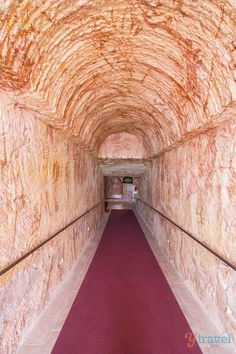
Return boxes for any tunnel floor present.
[51,210,201,354]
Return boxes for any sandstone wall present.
[136,118,236,345]
[0,92,104,352]
[105,177,123,198]
[98,133,147,159]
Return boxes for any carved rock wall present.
[0,0,236,351]
[0,92,103,352]
[137,118,236,346]
[105,176,123,198]
[0,1,236,154]
[98,132,147,159]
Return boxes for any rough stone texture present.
[98,132,147,159]
[0,91,103,352]
[100,158,151,176]
[105,176,123,198]
[0,0,236,352]
[0,1,236,154]
[136,118,236,347]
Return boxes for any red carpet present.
[52,210,202,354]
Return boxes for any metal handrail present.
[0,202,102,277]
[136,198,236,271]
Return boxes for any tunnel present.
[0,1,236,353]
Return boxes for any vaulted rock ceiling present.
[1,0,236,156]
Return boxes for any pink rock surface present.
[0,92,103,351]
[0,0,235,351]
[137,118,236,345]
[0,1,235,154]
[98,132,147,159]
[105,177,123,198]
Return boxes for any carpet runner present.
[52,209,201,354]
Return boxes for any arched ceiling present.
[0,0,236,156]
